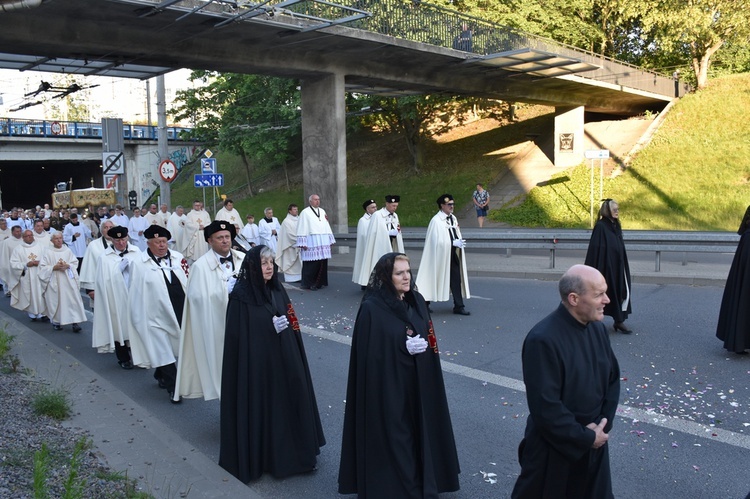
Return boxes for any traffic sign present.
[584,149,610,159]
[159,159,178,182]
[194,173,224,187]
[102,152,125,174]
[201,157,217,173]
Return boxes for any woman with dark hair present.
[716,206,750,354]
[339,252,460,498]
[584,199,633,333]
[219,245,325,483]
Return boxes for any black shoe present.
[40,316,50,323]
[118,360,134,370]
[360,285,367,291]
[300,285,311,290]
[453,307,470,316]
[31,317,38,322]
[168,391,182,404]
[72,323,82,333]
[52,324,63,331]
[614,322,632,334]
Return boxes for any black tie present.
[219,256,232,264]
[119,251,127,258]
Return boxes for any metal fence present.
[0,118,192,141]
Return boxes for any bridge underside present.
[0,159,102,209]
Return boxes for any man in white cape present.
[128,224,189,403]
[91,226,140,369]
[174,220,244,401]
[297,194,336,290]
[79,220,115,304]
[277,204,301,282]
[359,195,404,286]
[352,199,377,287]
[415,193,470,315]
[215,199,242,233]
[39,233,87,332]
[10,229,47,320]
[183,200,211,262]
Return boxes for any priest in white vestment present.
[92,226,140,368]
[39,233,87,332]
[127,208,150,251]
[277,204,301,282]
[0,218,11,242]
[167,205,187,251]
[79,220,114,300]
[359,195,404,286]
[0,226,23,295]
[32,219,51,247]
[415,194,470,315]
[10,230,47,320]
[215,199,242,233]
[297,194,336,290]
[128,225,189,403]
[62,212,91,273]
[183,200,211,262]
[258,207,280,253]
[352,199,377,287]
[174,221,244,401]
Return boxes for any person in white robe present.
[144,204,167,228]
[415,194,471,315]
[215,199,242,233]
[32,219,52,247]
[297,194,336,290]
[239,214,260,248]
[110,205,129,227]
[39,233,87,332]
[258,207,280,253]
[360,195,404,285]
[167,205,187,251]
[127,207,150,252]
[62,212,91,273]
[79,220,114,301]
[10,230,47,320]
[352,199,378,287]
[91,226,140,369]
[0,226,23,295]
[277,204,302,282]
[183,200,211,262]
[158,204,171,227]
[82,213,99,239]
[0,218,10,242]
[174,221,244,402]
[128,225,189,403]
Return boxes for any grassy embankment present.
[170,73,750,230]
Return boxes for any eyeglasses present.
[445,203,455,206]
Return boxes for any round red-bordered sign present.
[50,121,62,135]
[159,159,177,182]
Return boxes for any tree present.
[172,71,301,195]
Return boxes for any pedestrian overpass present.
[0,0,686,228]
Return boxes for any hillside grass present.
[170,72,750,230]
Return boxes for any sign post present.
[584,149,609,228]
[195,151,220,210]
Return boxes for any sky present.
[0,68,195,125]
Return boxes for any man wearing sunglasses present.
[416,194,470,315]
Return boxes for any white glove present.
[405,335,428,355]
[452,239,466,248]
[118,258,130,273]
[388,229,398,237]
[273,315,289,334]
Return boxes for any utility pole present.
[156,75,170,209]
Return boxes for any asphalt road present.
[4,271,749,499]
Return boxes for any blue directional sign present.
[201,157,217,173]
[194,173,224,187]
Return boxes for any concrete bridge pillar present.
[553,106,585,168]
[301,73,348,233]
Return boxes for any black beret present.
[108,226,128,239]
[437,194,454,206]
[385,195,400,203]
[204,220,236,241]
[362,199,376,211]
[144,225,172,240]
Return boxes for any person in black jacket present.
[585,199,633,333]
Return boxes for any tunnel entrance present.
[0,160,103,210]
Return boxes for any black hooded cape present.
[716,230,750,353]
[219,246,325,482]
[584,218,632,323]
[338,279,460,497]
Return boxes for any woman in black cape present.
[716,206,750,354]
[338,252,460,498]
[219,245,325,482]
[585,198,633,333]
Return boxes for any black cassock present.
[716,230,750,353]
[219,284,325,483]
[585,218,632,323]
[512,304,620,499]
[338,290,460,498]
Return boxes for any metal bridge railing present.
[0,118,193,141]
